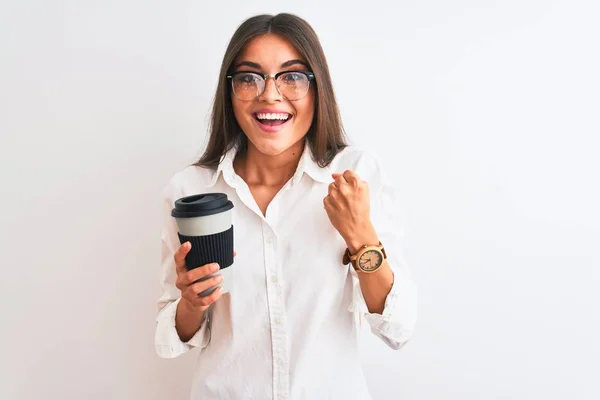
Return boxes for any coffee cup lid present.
[171,193,234,218]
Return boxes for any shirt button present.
[274,317,282,326]
[265,234,274,244]
[271,274,278,283]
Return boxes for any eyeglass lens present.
[231,72,310,101]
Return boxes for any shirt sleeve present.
[155,179,211,358]
[348,152,418,350]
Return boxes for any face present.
[358,250,383,272]
[230,34,315,157]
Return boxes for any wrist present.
[180,297,206,316]
[344,222,379,254]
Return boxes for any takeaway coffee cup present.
[171,193,234,295]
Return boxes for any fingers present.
[333,173,347,185]
[342,170,359,186]
[189,273,224,296]
[328,182,336,195]
[332,170,360,187]
[185,263,220,285]
[177,263,224,304]
[175,244,237,284]
[326,170,365,211]
[323,195,333,209]
[176,263,218,292]
[174,243,233,309]
[190,286,223,308]
[175,243,236,276]
[174,242,191,273]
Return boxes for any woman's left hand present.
[323,170,378,251]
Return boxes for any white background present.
[1,1,599,399]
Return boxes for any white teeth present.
[256,113,290,120]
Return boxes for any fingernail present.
[212,263,220,271]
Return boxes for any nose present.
[258,75,282,103]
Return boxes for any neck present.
[235,139,305,187]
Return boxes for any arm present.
[155,182,223,358]
[345,225,394,315]
[175,295,207,342]
[172,242,223,342]
[324,166,417,349]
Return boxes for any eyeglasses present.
[226,70,315,101]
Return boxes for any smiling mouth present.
[254,112,292,127]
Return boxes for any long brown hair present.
[196,13,347,168]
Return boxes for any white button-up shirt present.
[155,142,418,400]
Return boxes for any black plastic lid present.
[171,193,234,218]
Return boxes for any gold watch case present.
[343,242,387,273]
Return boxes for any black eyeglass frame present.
[226,70,316,101]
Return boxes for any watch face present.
[358,249,383,272]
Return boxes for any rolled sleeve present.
[155,297,211,358]
[349,267,417,349]
[155,179,211,358]
[349,151,418,349]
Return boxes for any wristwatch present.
[343,242,387,273]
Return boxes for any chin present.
[245,128,304,157]
[250,138,295,156]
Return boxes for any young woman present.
[156,13,417,400]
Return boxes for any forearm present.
[345,223,394,314]
[356,261,394,314]
[175,299,207,342]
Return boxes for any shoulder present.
[330,145,388,189]
[161,165,216,202]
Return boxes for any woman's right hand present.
[174,241,224,313]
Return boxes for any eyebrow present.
[233,59,309,70]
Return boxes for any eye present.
[234,73,261,84]
[281,72,305,83]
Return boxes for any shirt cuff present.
[155,297,211,358]
[348,269,417,349]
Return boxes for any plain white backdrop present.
[1,1,599,399]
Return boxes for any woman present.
[155,13,417,400]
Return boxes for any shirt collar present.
[292,140,332,185]
[207,140,331,187]
[207,146,236,188]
